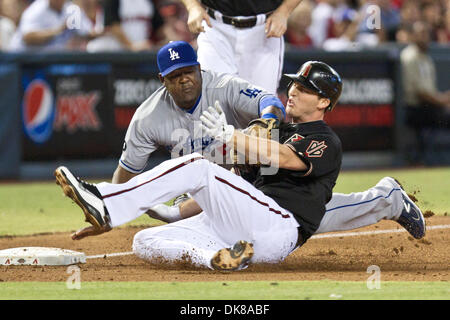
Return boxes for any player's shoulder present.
[317,121,341,145]
[202,69,231,87]
[202,68,249,89]
[131,86,172,124]
[294,120,341,148]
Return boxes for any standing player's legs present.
[197,19,238,76]
[97,153,299,268]
[236,19,285,94]
[197,15,283,94]
[316,177,404,234]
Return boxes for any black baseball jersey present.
[201,0,282,16]
[254,120,342,238]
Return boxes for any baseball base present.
[0,247,86,266]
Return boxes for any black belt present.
[206,7,271,29]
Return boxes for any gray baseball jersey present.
[120,69,271,173]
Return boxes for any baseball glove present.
[232,118,279,179]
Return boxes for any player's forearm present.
[260,105,285,122]
[112,166,138,183]
[232,131,307,170]
[258,96,286,121]
[179,198,203,218]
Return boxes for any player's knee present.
[132,230,145,256]
[132,229,157,257]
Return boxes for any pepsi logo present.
[22,79,55,144]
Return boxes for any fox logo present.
[305,140,327,157]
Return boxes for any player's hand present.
[71,225,111,240]
[201,100,235,143]
[187,4,211,33]
[265,10,289,38]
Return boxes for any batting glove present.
[200,100,235,144]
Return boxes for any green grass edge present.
[0,281,448,300]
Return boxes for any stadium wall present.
[0,45,449,180]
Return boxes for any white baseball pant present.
[97,153,299,269]
[197,13,284,94]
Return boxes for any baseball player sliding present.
[108,41,425,242]
[55,60,425,271]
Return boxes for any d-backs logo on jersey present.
[305,140,327,158]
[285,133,304,143]
[22,79,55,144]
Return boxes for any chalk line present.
[85,224,450,260]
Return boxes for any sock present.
[147,204,182,223]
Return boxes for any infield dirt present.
[0,216,448,282]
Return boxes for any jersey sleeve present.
[223,75,272,126]
[286,135,341,177]
[119,116,158,174]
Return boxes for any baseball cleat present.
[390,177,426,239]
[211,240,254,271]
[55,166,111,229]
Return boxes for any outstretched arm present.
[180,0,212,33]
[112,165,138,183]
[201,101,307,171]
[265,0,303,38]
[232,130,307,171]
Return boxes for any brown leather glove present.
[232,118,279,178]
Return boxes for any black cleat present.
[55,166,111,229]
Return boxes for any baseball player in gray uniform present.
[72,41,425,242]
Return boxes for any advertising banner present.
[281,60,396,151]
[22,64,113,160]
[21,63,164,161]
[21,56,396,162]
[111,64,161,152]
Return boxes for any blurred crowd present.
[0,0,195,52]
[0,0,448,52]
[286,0,450,50]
